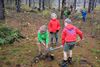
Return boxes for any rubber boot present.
[60,60,68,67]
[68,57,72,64]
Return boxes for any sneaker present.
[68,57,72,64]
[60,60,68,67]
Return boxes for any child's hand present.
[50,32,53,34]
[82,38,84,41]
[45,45,49,51]
[41,42,46,47]
[76,37,84,43]
[76,40,80,43]
[56,30,59,32]
[61,45,63,48]
[46,45,48,49]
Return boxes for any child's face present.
[40,31,46,34]
[64,22,68,27]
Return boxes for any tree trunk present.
[58,0,60,11]
[91,0,95,11]
[26,0,28,5]
[49,0,51,9]
[29,0,31,7]
[74,0,77,10]
[7,0,9,4]
[88,0,92,13]
[61,0,66,19]
[39,0,41,11]
[15,0,21,12]
[42,0,45,10]
[62,0,66,8]
[84,0,86,8]
[10,0,12,5]
[6,0,9,4]
[99,0,100,3]
[32,0,35,9]
[94,0,97,8]
[0,0,5,20]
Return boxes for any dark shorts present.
[64,42,76,51]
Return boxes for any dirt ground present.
[0,9,100,67]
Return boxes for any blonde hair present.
[39,25,47,33]
[51,13,57,19]
[64,18,72,26]
[64,18,72,23]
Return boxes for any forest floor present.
[0,9,100,67]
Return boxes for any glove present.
[50,32,53,34]
[56,30,59,33]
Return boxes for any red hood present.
[51,18,57,21]
[65,24,74,30]
[62,24,83,45]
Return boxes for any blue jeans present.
[50,32,58,45]
[82,16,86,22]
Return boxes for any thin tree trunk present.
[26,0,28,5]
[99,0,100,3]
[94,0,97,8]
[6,0,9,4]
[39,0,41,11]
[49,0,51,9]
[61,0,66,19]
[0,0,5,20]
[88,0,92,13]
[32,0,35,9]
[10,0,12,5]
[15,0,21,12]
[11,0,13,9]
[84,0,86,8]
[74,0,77,10]
[91,0,95,11]
[42,0,45,10]
[58,0,60,11]
[29,0,31,7]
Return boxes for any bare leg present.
[69,50,72,57]
[68,50,73,64]
[63,51,68,60]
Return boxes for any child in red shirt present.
[48,13,60,46]
[61,18,83,65]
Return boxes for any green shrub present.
[95,6,100,11]
[90,48,100,54]
[21,4,32,11]
[73,13,82,20]
[42,10,51,18]
[0,27,24,45]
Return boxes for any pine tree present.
[0,0,5,20]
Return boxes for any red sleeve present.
[61,29,66,46]
[57,20,60,30]
[48,21,52,32]
[76,28,83,40]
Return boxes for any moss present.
[95,6,100,11]
[90,48,100,55]
[21,4,32,11]
[0,56,7,61]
